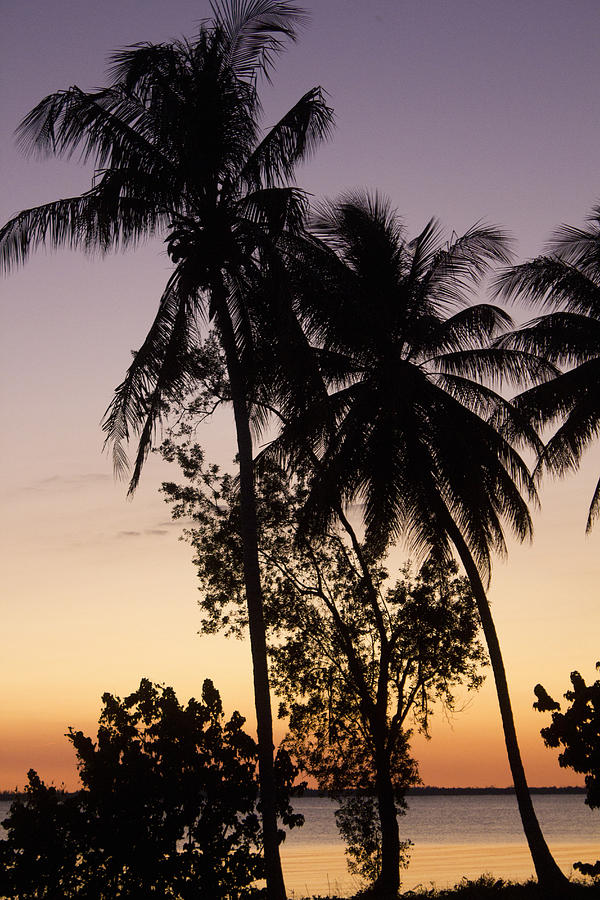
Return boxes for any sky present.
[1,0,599,791]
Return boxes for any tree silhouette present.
[534,664,600,880]
[495,203,600,532]
[161,440,486,895]
[268,191,568,890]
[0,678,302,898]
[0,4,333,895]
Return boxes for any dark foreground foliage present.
[534,662,600,879]
[304,873,600,898]
[161,435,487,894]
[0,679,301,899]
[405,875,600,898]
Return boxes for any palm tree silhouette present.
[0,4,333,896]
[496,203,600,533]
[273,191,568,891]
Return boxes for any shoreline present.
[281,841,599,896]
[299,786,586,797]
[1,786,586,802]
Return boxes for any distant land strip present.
[299,786,586,797]
[1,786,586,801]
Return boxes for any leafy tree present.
[278,558,486,895]
[161,441,487,896]
[0,4,333,894]
[0,678,301,899]
[495,204,600,532]
[534,664,600,879]
[0,772,85,898]
[266,191,567,890]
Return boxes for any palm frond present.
[427,223,514,310]
[495,257,600,318]
[432,347,558,391]
[311,191,405,269]
[429,303,514,352]
[16,85,175,176]
[586,475,600,533]
[107,41,187,92]
[102,270,200,490]
[241,86,334,188]
[497,312,600,366]
[548,212,600,281]
[0,186,167,271]
[406,217,446,284]
[211,0,308,81]
[534,369,600,479]
[236,186,308,237]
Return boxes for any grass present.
[299,873,600,898]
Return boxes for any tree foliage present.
[0,678,300,899]
[334,794,401,885]
[277,557,486,780]
[161,439,487,889]
[534,663,600,879]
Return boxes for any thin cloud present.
[10,473,111,497]
[116,528,169,539]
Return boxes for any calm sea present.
[280,794,599,896]
[2,793,598,896]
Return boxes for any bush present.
[534,664,600,881]
[0,678,299,899]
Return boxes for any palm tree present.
[495,203,600,532]
[271,192,568,892]
[0,4,333,896]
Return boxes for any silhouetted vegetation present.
[2,0,598,894]
[0,679,302,899]
[496,206,600,533]
[318,877,597,898]
[161,438,487,896]
[534,663,600,881]
[363,875,597,898]
[0,1,333,895]
[260,192,566,891]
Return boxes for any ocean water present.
[285,793,598,847]
[2,793,598,896]
[280,794,599,896]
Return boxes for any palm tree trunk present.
[213,288,287,900]
[443,515,568,892]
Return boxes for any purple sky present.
[1,0,599,791]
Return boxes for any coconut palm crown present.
[274,191,548,578]
[266,191,568,889]
[495,203,600,532]
[0,0,333,488]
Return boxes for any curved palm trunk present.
[443,515,568,892]
[213,287,286,900]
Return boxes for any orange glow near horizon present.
[1,451,598,791]
[0,685,585,793]
[1,424,597,793]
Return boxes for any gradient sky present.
[1,0,599,791]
